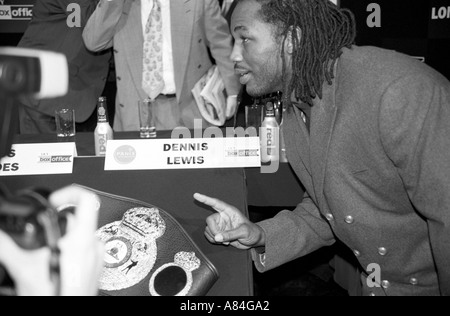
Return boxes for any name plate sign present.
[0,143,77,176]
[105,138,261,170]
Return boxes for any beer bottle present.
[260,101,279,163]
[94,96,114,156]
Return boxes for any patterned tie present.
[142,0,165,100]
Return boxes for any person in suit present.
[220,0,238,25]
[194,0,450,296]
[17,0,111,134]
[83,0,241,131]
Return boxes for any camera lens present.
[0,59,26,93]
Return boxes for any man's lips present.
[235,68,250,75]
[235,68,251,84]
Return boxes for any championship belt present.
[74,185,219,296]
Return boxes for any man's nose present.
[230,43,243,64]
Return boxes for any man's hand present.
[194,193,265,250]
[0,230,53,296]
[50,186,105,296]
[0,186,105,296]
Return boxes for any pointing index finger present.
[194,193,229,214]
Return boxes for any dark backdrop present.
[340,0,450,80]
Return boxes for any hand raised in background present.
[0,186,105,296]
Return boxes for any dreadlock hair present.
[250,0,356,105]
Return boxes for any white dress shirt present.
[141,0,176,95]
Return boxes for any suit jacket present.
[18,0,111,123]
[83,0,240,131]
[253,46,450,296]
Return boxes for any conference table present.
[0,131,306,296]
[8,131,306,207]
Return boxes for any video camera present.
[0,47,69,294]
[0,47,68,157]
[0,186,72,249]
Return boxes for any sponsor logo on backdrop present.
[431,6,450,20]
[366,3,382,28]
[0,4,33,20]
[0,2,82,27]
[429,0,450,39]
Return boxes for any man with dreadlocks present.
[194,0,450,296]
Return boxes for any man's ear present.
[285,26,302,55]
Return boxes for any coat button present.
[119,104,125,108]
[345,216,354,224]
[382,280,390,289]
[114,49,118,53]
[117,76,121,81]
[353,250,361,257]
[378,247,387,256]
[325,214,334,221]
[410,278,418,286]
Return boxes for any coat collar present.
[288,91,311,171]
[309,61,339,209]
[285,61,339,207]
[283,104,314,199]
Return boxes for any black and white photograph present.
[0,0,449,300]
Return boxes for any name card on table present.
[105,138,261,170]
[0,143,77,176]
